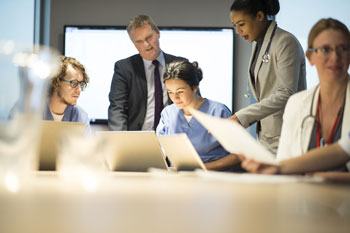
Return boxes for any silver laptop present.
[38,120,85,171]
[97,131,168,172]
[158,134,207,171]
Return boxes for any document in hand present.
[189,108,278,165]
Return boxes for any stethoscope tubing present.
[245,23,278,98]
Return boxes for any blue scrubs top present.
[44,104,90,132]
[156,99,231,163]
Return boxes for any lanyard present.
[262,24,278,63]
[316,96,341,147]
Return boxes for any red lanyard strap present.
[316,96,341,147]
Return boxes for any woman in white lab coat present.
[239,18,350,178]
[276,18,350,172]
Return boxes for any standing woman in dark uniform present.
[229,0,306,154]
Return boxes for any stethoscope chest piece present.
[261,23,277,64]
[262,53,270,63]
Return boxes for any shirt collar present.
[143,51,165,69]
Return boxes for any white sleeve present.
[338,131,350,157]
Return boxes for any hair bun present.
[264,0,280,16]
[192,61,203,82]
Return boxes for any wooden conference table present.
[0,171,349,233]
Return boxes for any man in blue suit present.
[108,15,187,131]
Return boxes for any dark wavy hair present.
[230,0,280,17]
[164,60,203,90]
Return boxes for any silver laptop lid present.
[97,131,168,172]
[158,134,207,171]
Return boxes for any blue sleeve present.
[156,108,168,136]
[73,105,91,134]
[77,107,91,135]
[211,102,232,119]
[76,106,90,126]
[220,105,232,118]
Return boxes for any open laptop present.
[97,131,168,172]
[38,120,85,171]
[158,134,207,171]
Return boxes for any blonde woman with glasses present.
[276,18,350,171]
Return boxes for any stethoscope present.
[300,85,319,133]
[300,85,320,153]
[262,24,277,63]
[244,24,278,98]
[300,84,346,153]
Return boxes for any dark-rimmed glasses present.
[60,78,87,91]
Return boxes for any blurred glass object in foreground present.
[0,41,60,191]
[58,132,110,192]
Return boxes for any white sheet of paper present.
[190,108,278,165]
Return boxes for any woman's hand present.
[238,154,280,174]
[204,153,240,171]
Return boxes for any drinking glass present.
[0,41,60,191]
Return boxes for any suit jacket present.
[235,21,306,154]
[108,52,186,131]
[276,79,350,163]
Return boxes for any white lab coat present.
[277,78,350,168]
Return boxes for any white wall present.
[278,0,350,89]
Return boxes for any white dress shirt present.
[141,51,169,130]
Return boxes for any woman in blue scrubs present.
[156,60,240,171]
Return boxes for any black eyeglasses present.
[60,78,87,90]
